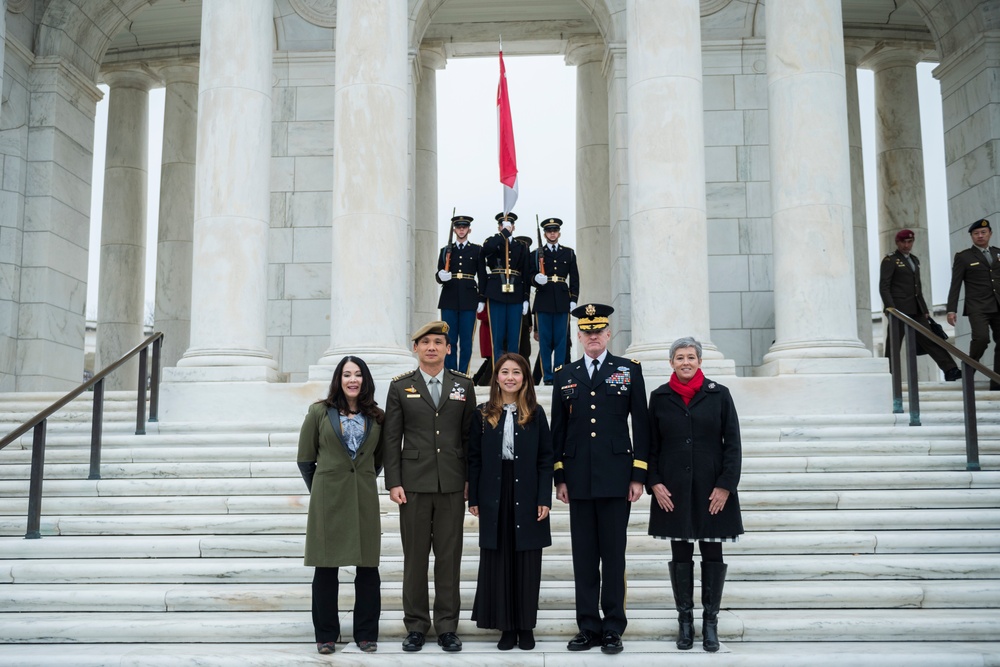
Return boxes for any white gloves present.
[570,301,577,311]
[522,301,529,316]
[534,273,548,285]
[477,302,486,314]
[438,270,452,282]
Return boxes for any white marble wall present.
[413,46,445,329]
[702,40,773,375]
[17,57,101,390]
[268,52,336,383]
[935,35,1000,360]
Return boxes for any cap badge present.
[586,304,596,316]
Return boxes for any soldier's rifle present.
[535,214,545,274]
[444,206,456,271]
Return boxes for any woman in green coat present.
[297,355,384,655]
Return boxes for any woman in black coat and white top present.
[646,337,743,653]
[468,352,553,651]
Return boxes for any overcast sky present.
[87,57,950,323]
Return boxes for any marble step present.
[3,470,999,497]
[2,642,998,667]
[4,553,999,584]
[5,506,999,537]
[4,454,1000,481]
[5,529,1000,561]
[3,579,998,613]
[2,487,998,517]
[1,608,997,644]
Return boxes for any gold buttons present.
[591,432,596,437]
[590,391,596,396]
[591,418,596,423]
[591,404,596,410]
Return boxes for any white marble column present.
[413,45,445,329]
[760,0,872,371]
[844,44,874,351]
[624,0,725,374]
[0,1,6,105]
[153,62,198,369]
[314,0,413,380]
[174,0,277,380]
[566,37,611,307]
[866,45,933,274]
[96,68,158,390]
[604,45,631,355]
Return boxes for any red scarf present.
[668,369,705,405]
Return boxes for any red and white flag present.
[497,48,518,217]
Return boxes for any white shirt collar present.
[584,349,609,368]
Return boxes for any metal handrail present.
[885,308,999,471]
[0,332,163,538]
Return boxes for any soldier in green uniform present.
[879,228,960,380]
[382,321,477,652]
[947,218,1000,389]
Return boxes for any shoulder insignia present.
[391,370,417,382]
[554,364,564,373]
[448,368,472,379]
[631,358,641,365]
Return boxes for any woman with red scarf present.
[646,337,743,653]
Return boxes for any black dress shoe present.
[517,629,535,650]
[944,367,962,382]
[567,630,600,651]
[497,630,517,650]
[401,631,425,652]
[437,632,462,652]
[600,630,623,654]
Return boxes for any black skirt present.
[471,460,543,630]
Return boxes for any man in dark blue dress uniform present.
[481,212,530,362]
[531,218,580,385]
[551,303,650,655]
[436,215,485,373]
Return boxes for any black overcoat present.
[467,404,553,551]
[646,378,744,540]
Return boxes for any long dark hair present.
[481,353,536,428]
[317,356,385,424]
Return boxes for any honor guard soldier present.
[514,235,537,362]
[481,212,531,362]
[531,218,580,385]
[947,218,1000,389]
[879,229,960,381]
[551,303,650,655]
[436,215,486,373]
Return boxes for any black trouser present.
[968,310,1000,379]
[670,540,724,563]
[885,316,957,373]
[312,566,381,643]
[568,497,630,635]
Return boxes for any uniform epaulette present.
[631,359,641,365]
[448,368,472,379]
[554,364,564,373]
[391,370,417,382]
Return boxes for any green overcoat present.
[298,402,383,568]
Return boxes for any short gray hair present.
[669,337,703,360]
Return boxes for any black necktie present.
[591,358,599,377]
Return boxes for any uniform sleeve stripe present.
[632,460,648,470]
[554,461,564,471]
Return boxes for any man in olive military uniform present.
[436,215,486,373]
[947,218,1000,389]
[531,218,580,385]
[879,228,960,380]
[551,303,650,655]
[383,321,477,652]
[481,212,531,362]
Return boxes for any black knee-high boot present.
[668,561,694,650]
[700,561,727,652]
